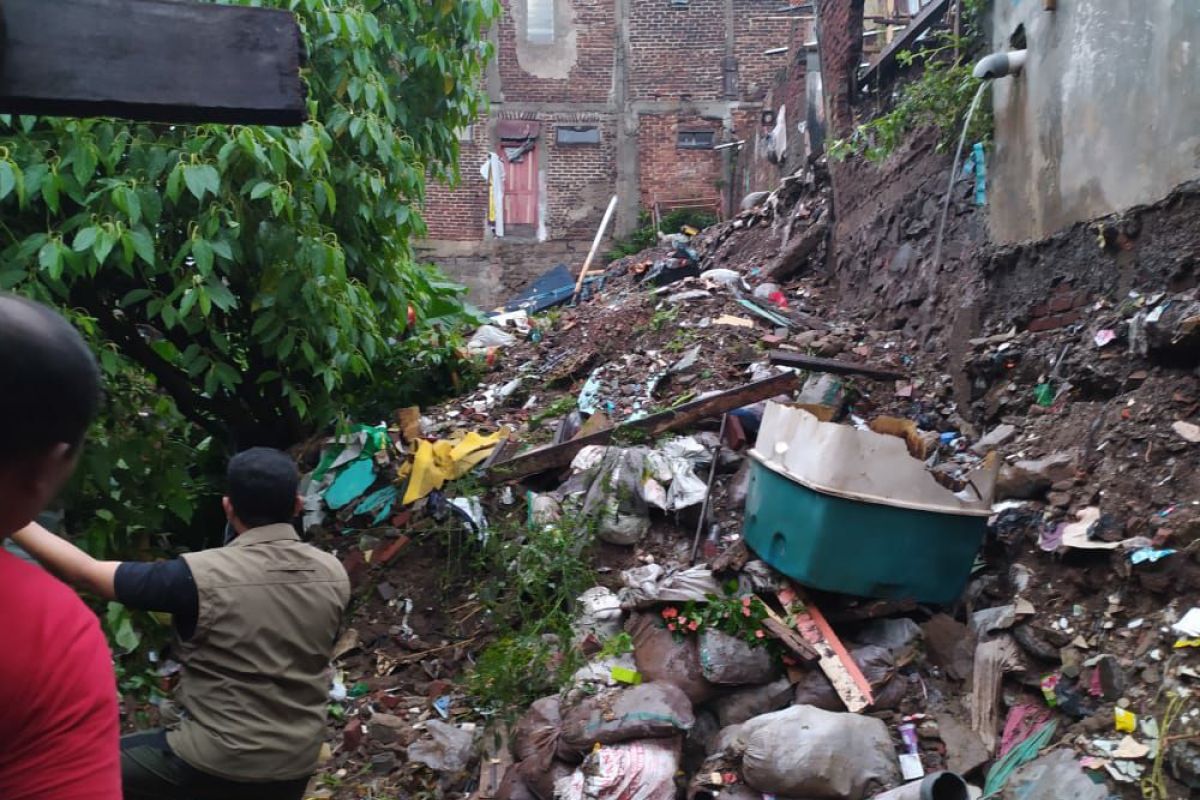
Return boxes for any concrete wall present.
[990,0,1200,243]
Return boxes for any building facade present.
[420,0,812,307]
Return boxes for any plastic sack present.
[739,705,899,799]
[560,682,695,751]
[468,324,517,352]
[574,587,624,645]
[408,720,476,774]
[555,738,681,800]
[618,564,722,610]
[514,696,566,769]
[710,677,793,728]
[626,613,715,704]
[791,645,906,712]
[698,628,777,686]
[523,758,577,800]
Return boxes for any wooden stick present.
[768,350,907,381]
[485,371,798,484]
[690,414,728,564]
[572,195,619,303]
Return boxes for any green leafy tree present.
[0,0,496,445]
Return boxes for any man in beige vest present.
[13,447,350,800]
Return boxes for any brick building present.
[420,0,812,307]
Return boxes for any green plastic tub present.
[741,402,995,605]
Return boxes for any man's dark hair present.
[0,294,101,461]
[227,447,300,529]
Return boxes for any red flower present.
[741,606,752,617]
[688,620,700,631]
[667,623,676,631]
[755,629,765,639]
[662,607,679,619]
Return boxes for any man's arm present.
[9,521,120,600]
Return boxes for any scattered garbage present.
[556,739,681,800]
[407,720,476,774]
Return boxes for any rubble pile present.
[303,162,1200,800]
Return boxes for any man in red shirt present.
[0,294,121,799]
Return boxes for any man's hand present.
[10,521,120,600]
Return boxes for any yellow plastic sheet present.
[401,428,509,505]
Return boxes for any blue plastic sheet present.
[354,485,398,526]
[324,459,376,510]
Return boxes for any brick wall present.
[423,124,489,241]
[496,0,615,104]
[545,117,618,238]
[815,0,864,136]
[627,0,726,102]
[733,6,809,101]
[638,113,723,211]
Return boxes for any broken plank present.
[759,602,819,663]
[768,350,907,381]
[0,0,306,125]
[484,370,798,484]
[782,586,874,712]
[970,635,1023,755]
[861,0,951,86]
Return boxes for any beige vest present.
[167,524,349,781]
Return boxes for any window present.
[677,130,715,150]
[527,0,554,43]
[556,125,600,145]
[456,124,475,142]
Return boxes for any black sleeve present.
[113,560,199,640]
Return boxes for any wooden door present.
[501,138,539,227]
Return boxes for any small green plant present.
[607,208,718,261]
[596,631,635,659]
[650,307,679,332]
[830,0,991,162]
[529,394,577,429]
[659,585,779,654]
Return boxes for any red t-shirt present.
[0,549,122,799]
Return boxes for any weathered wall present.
[990,0,1200,243]
[425,125,490,240]
[638,113,724,212]
[496,0,614,101]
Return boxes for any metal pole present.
[690,414,729,564]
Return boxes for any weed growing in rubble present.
[660,588,777,650]
[528,395,577,430]
[462,514,598,714]
[830,0,992,162]
[650,307,679,332]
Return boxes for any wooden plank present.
[0,0,306,125]
[759,599,819,663]
[780,586,874,712]
[970,635,1023,755]
[768,350,907,381]
[861,0,950,86]
[484,371,799,484]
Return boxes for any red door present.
[501,137,539,227]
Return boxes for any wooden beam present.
[860,0,950,86]
[768,350,906,381]
[0,0,306,125]
[484,371,799,484]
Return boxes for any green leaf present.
[206,278,237,312]
[179,287,198,318]
[250,180,274,200]
[41,174,60,212]
[72,226,100,252]
[93,228,118,264]
[210,239,233,261]
[38,240,63,279]
[71,142,97,185]
[198,286,212,317]
[0,161,15,201]
[192,238,213,276]
[121,288,153,306]
[130,229,156,266]
[183,164,220,202]
[166,163,184,203]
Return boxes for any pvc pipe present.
[972,48,1027,80]
[872,772,970,800]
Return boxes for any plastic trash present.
[739,705,900,798]
[871,772,970,800]
[324,458,376,510]
[711,677,793,727]
[996,748,1105,800]
[556,739,681,800]
[560,682,695,751]
[617,564,723,609]
[407,720,476,774]
[513,696,569,769]
[467,324,517,353]
[574,587,624,644]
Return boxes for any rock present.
[740,705,900,798]
[922,614,976,681]
[370,751,397,773]
[971,424,1017,454]
[1047,491,1072,509]
[741,190,770,210]
[710,677,793,727]
[1000,749,1107,800]
[1169,740,1200,790]
[995,452,1076,500]
[934,714,990,776]
[792,330,822,348]
[1173,420,1200,443]
[407,720,476,774]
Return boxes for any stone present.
[1173,420,1200,443]
[971,423,1018,454]
[740,705,900,798]
[1000,749,1107,800]
[792,329,822,348]
[995,452,1077,500]
[934,714,990,776]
